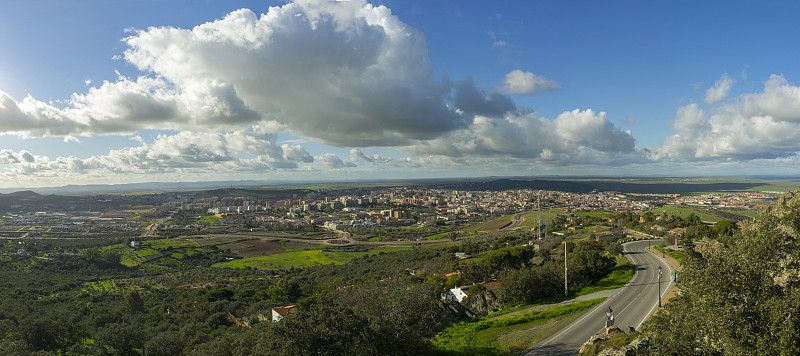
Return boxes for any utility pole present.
[657,265,663,307]
[537,194,541,240]
[564,241,568,295]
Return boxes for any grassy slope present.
[575,263,635,296]
[654,244,685,265]
[519,209,562,229]
[433,298,605,355]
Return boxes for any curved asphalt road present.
[524,239,674,355]
[501,211,527,231]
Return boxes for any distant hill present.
[0,190,44,209]
[0,176,791,196]
[1,190,41,199]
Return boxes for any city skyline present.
[2,0,800,189]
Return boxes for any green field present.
[649,206,722,222]
[519,209,563,229]
[147,239,196,249]
[723,210,759,218]
[575,211,614,219]
[212,247,411,270]
[197,215,223,225]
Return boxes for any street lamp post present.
[657,265,663,307]
[605,307,614,328]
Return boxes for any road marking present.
[528,298,610,354]
[527,240,668,355]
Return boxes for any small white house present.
[445,281,501,303]
[271,305,296,322]
[447,286,470,302]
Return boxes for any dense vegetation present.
[645,188,800,355]
[0,221,628,356]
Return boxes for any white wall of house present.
[449,287,469,302]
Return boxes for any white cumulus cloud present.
[497,70,560,95]
[314,153,356,168]
[656,75,800,161]
[0,131,317,181]
[0,1,463,146]
[704,74,735,105]
[407,109,640,165]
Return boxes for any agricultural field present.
[212,246,410,270]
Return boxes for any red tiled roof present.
[482,281,500,291]
[272,305,296,316]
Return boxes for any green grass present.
[576,263,635,296]
[576,211,615,219]
[723,210,759,218]
[147,239,196,249]
[649,206,722,222]
[135,248,160,257]
[127,209,152,214]
[654,244,685,265]
[433,298,605,355]
[519,209,564,229]
[212,247,410,270]
[424,231,459,240]
[83,280,120,293]
[198,215,223,225]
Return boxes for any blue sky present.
[1,0,800,188]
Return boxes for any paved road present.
[524,239,674,355]
[501,211,527,231]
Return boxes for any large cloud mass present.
[0,0,636,169]
[0,131,314,181]
[0,1,461,145]
[14,0,800,183]
[408,109,639,165]
[656,75,800,161]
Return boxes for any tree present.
[144,332,185,356]
[713,219,738,241]
[96,323,144,356]
[263,279,301,304]
[123,290,145,314]
[604,242,623,256]
[646,189,800,355]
